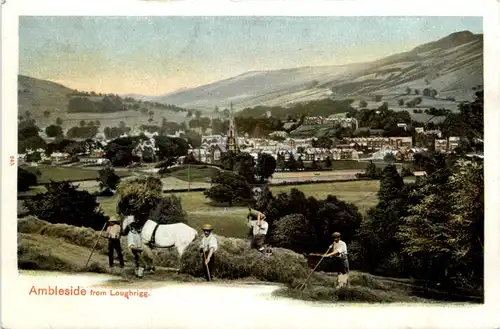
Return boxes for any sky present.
[19,16,483,96]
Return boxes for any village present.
[17,113,461,169]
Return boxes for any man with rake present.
[311,232,350,288]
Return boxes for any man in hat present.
[127,222,146,278]
[247,207,269,252]
[104,217,124,268]
[199,224,218,281]
[325,232,349,288]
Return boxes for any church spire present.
[226,102,239,153]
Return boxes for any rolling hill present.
[147,31,483,111]
[17,75,189,129]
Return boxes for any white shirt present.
[333,240,348,257]
[200,234,218,252]
[248,220,268,235]
[127,230,143,250]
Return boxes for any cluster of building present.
[19,109,462,168]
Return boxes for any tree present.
[56,117,63,125]
[234,152,256,183]
[356,165,408,274]
[98,166,121,191]
[414,89,420,95]
[255,153,277,182]
[323,156,332,168]
[398,159,483,291]
[297,156,305,170]
[383,152,396,163]
[43,110,51,118]
[18,166,38,192]
[45,125,63,138]
[204,171,253,206]
[195,110,202,119]
[359,100,368,108]
[148,195,187,225]
[79,120,86,127]
[285,153,298,171]
[374,95,383,102]
[116,177,163,227]
[272,214,311,252]
[104,137,140,167]
[423,88,432,97]
[398,99,405,106]
[24,181,107,230]
[186,110,193,118]
[154,136,189,160]
[405,87,412,95]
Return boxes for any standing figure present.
[324,232,350,288]
[127,222,146,278]
[104,217,124,268]
[247,208,269,252]
[199,224,218,281]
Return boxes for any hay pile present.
[179,235,310,284]
[18,216,180,269]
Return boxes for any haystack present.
[179,235,310,284]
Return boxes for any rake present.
[296,245,332,291]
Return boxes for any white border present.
[2,1,500,328]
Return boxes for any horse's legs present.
[143,245,155,272]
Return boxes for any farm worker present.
[199,224,218,281]
[325,232,349,288]
[127,222,146,278]
[104,217,124,268]
[247,208,269,252]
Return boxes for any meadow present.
[98,180,381,238]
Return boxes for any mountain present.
[146,31,483,111]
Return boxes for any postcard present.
[2,0,500,328]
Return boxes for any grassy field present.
[36,165,132,184]
[165,165,220,183]
[97,180,380,238]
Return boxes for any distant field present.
[97,180,381,238]
[165,165,220,183]
[36,165,132,184]
[31,108,189,131]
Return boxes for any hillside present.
[18,75,190,129]
[147,31,482,111]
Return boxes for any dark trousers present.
[108,239,124,267]
[336,255,349,274]
[252,234,266,250]
[202,253,215,281]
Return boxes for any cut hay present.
[19,216,181,269]
[17,216,50,234]
[18,238,76,272]
[179,235,310,284]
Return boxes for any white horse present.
[121,216,198,269]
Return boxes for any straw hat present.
[108,217,119,223]
[202,224,213,231]
[332,232,341,238]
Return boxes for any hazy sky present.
[19,16,483,96]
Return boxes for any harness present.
[148,222,161,248]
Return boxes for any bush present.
[23,181,108,230]
[271,214,311,252]
[18,167,38,192]
[98,166,121,191]
[179,235,310,284]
